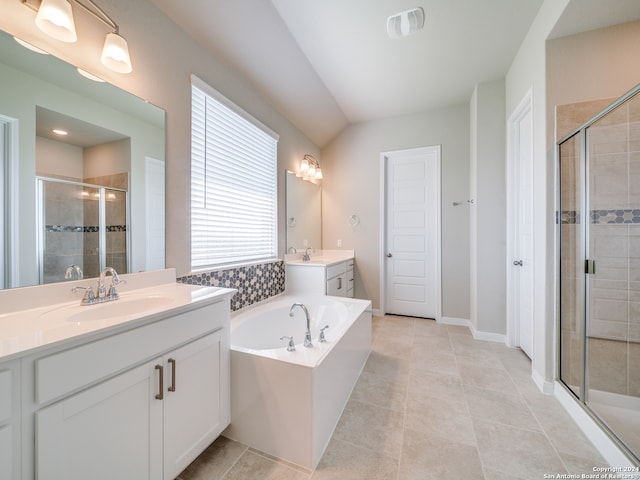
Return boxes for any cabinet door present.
[326,273,347,297]
[0,360,19,480]
[163,330,228,480]
[0,425,12,480]
[36,361,163,480]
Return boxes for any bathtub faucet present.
[289,302,313,348]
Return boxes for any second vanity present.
[0,269,235,480]
[285,250,355,298]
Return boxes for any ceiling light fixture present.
[297,154,323,182]
[387,7,425,39]
[52,128,68,136]
[21,0,133,73]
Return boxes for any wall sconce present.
[297,154,323,182]
[21,0,133,74]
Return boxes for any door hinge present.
[585,259,596,275]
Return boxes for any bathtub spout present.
[289,302,313,348]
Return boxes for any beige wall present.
[0,0,319,280]
[505,0,570,390]
[36,137,83,179]
[321,105,470,318]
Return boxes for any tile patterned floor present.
[178,315,608,480]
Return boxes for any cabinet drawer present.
[347,259,354,271]
[327,273,347,296]
[326,262,346,279]
[36,300,227,405]
[0,368,12,424]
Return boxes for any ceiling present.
[149,0,640,147]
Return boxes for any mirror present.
[0,29,165,289]
[285,171,321,253]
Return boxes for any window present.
[190,76,278,270]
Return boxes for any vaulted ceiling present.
[149,0,640,147]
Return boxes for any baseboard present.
[371,308,382,317]
[554,382,639,473]
[469,324,506,344]
[439,316,470,326]
[532,369,554,395]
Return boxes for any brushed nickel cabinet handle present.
[168,358,176,392]
[155,365,164,400]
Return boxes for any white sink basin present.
[65,295,175,323]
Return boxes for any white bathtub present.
[223,294,372,469]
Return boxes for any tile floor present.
[178,315,609,480]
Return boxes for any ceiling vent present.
[387,7,425,39]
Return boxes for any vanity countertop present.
[0,270,235,362]
[285,249,354,267]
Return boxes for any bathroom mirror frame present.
[0,29,166,289]
[285,170,322,253]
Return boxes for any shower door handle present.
[513,260,523,266]
[386,253,393,258]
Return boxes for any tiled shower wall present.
[587,98,640,396]
[177,260,285,311]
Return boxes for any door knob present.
[513,260,523,266]
[386,253,393,258]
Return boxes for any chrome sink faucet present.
[97,267,125,298]
[289,302,312,348]
[64,264,83,280]
[302,247,312,262]
[71,267,126,306]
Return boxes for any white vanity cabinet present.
[0,359,20,480]
[31,299,230,480]
[286,256,355,298]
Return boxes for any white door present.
[383,146,441,318]
[508,93,534,358]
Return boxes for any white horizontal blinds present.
[191,82,278,269]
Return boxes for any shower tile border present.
[560,209,640,224]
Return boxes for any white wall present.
[0,0,320,280]
[321,105,470,318]
[469,80,507,337]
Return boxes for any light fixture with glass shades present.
[20,0,133,74]
[297,154,323,182]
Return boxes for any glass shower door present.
[40,180,100,283]
[585,93,640,460]
[559,132,586,399]
[39,179,128,284]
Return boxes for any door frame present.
[506,88,535,350]
[379,145,442,320]
[0,114,19,288]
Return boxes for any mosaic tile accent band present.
[177,260,285,311]
[561,210,640,224]
[45,225,127,232]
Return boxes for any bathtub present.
[223,294,372,469]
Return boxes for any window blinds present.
[191,79,278,269]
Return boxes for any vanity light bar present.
[20,0,133,74]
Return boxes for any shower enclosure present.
[559,85,640,462]
[37,177,128,284]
